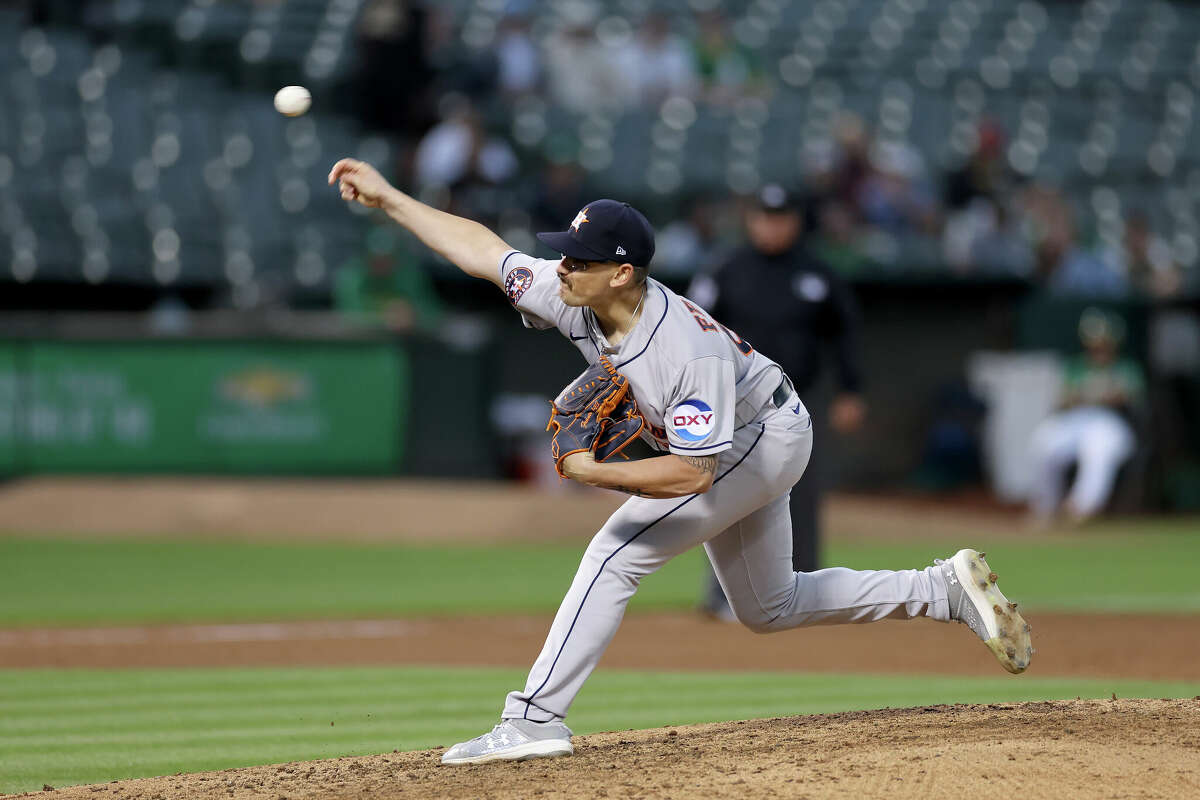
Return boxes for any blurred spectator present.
[413,95,517,191]
[494,15,541,97]
[1099,211,1183,299]
[690,184,865,616]
[631,14,699,104]
[1046,246,1127,298]
[531,162,590,234]
[810,199,871,277]
[1044,240,1127,298]
[945,197,1033,276]
[333,224,444,332]
[651,196,729,279]
[421,3,459,71]
[1021,183,1127,297]
[1026,308,1145,525]
[355,0,433,136]
[1019,182,1071,254]
[942,121,1029,274]
[857,140,939,235]
[543,17,638,114]
[802,114,879,274]
[805,112,872,218]
[967,201,1035,276]
[692,11,756,104]
[944,120,1013,211]
[833,114,872,210]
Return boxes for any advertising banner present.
[0,341,406,473]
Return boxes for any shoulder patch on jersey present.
[670,399,715,442]
[504,266,535,304]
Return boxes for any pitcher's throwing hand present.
[328,158,391,209]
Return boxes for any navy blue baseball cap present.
[537,200,656,267]
[755,183,801,213]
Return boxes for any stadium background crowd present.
[351,0,1200,311]
[2,0,1200,512]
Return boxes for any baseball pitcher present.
[328,159,1033,766]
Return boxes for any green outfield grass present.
[2,527,1199,627]
[2,665,1197,794]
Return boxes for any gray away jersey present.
[500,250,788,457]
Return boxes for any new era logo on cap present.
[536,199,656,267]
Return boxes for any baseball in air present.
[274,85,311,117]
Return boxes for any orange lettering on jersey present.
[681,299,753,354]
[681,299,718,332]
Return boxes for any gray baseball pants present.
[504,396,951,723]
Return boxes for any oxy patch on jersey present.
[670,399,715,442]
[505,267,535,304]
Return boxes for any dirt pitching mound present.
[15,699,1199,800]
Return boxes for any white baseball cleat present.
[440,719,574,766]
[937,548,1033,674]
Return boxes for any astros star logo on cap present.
[570,208,590,232]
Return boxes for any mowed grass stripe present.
[0,538,707,625]
[2,666,1198,793]
[831,536,1200,613]
[0,683,488,713]
[0,696,509,736]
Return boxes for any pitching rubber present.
[950,549,1033,674]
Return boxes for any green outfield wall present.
[0,340,408,474]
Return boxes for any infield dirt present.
[5,611,1200,680]
[9,699,1199,800]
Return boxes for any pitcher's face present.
[555,256,621,307]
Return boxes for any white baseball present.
[274,85,311,117]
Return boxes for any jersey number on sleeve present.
[681,300,754,356]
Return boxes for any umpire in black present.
[691,184,866,617]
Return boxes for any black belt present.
[770,374,794,408]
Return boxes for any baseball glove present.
[547,355,646,478]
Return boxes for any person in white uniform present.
[1027,308,1146,524]
[327,158,1033,766]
